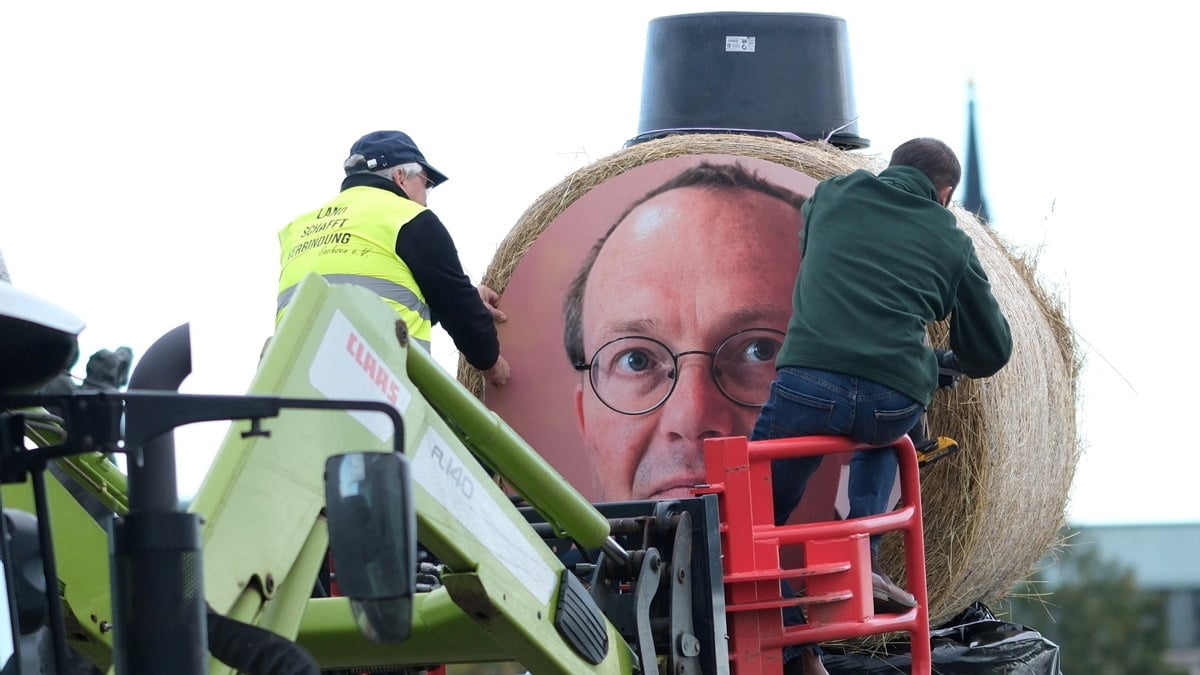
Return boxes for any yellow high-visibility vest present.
[277,186,432,347]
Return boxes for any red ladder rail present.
[693,434,931,675]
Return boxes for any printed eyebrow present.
[600,318,659,336]
[594,305,789,348]
[721,305,791,331]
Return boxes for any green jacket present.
[776,166,1012,405]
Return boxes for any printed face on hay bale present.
[484,154,854,514]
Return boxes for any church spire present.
[962,80,990,224]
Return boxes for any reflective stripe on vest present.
[277,274,430,320]
[277,274,432,350]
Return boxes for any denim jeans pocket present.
[869,401,924,447]
[767,380,838,438]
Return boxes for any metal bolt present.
[99,621,112,634]
[679,633,701,657]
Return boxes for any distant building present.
[1040,523,1200,674]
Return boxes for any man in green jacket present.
[756,137,1012,618]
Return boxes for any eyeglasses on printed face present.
[573,328,784,415]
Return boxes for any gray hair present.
[370,162,424,181]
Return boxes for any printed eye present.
[721,333,782,364]
[743,337,780,363]
[595,337,672,380]
[615,347,655,373]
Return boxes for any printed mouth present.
[648,479,705,500]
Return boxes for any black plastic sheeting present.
[822,602,1062,674]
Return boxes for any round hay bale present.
[892,211,1081,625]
[458,133,1079,627]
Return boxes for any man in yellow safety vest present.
[278,130,510,387]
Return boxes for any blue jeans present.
[750,367,924,536]
[754,367,924,660]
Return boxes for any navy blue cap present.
[343,130,449,187]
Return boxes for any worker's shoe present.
[872,571,917,614]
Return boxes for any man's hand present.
[483,354,511,387]
[477,285,507,323]
[935,349,964,390]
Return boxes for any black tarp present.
[822,602,1062,674]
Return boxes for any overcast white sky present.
[2,2,1197,526]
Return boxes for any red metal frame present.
[693,434,931,675]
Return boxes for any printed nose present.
[659,356,736,439]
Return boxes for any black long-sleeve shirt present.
[340,174,500,371]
